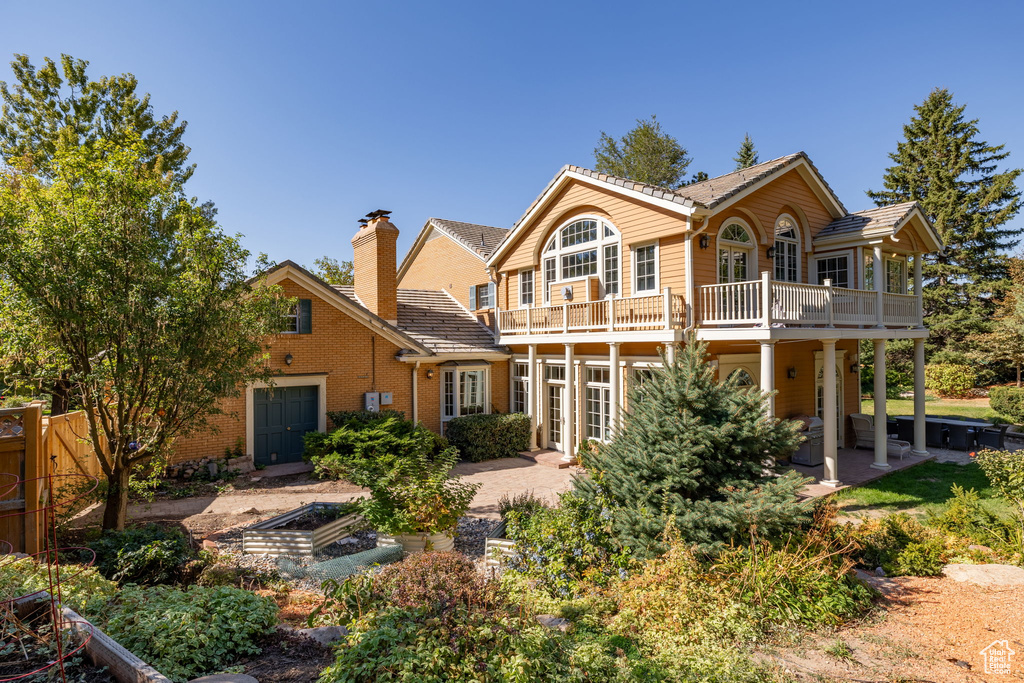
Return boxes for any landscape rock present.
[297,625,348,645]
[942,563,1024,587]
[201,539,219,552]
[967,544,994,554]
[236,507,260,515]
[208,463,219,478]
[874,566,886,577]
[536,614,570,632]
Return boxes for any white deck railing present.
[497,288,686,335]
[699,272,922,328]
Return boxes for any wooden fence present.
[0,402,105,555]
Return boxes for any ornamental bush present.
[304,414,447,480]
[87,524,192,585]
[989,386,1024,424]
[445,412,531,462]
[924,363,976,398]
[93,584,278,682]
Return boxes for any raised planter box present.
[242,502,363,556]
[377,530,454,554]
[483,519,516,568]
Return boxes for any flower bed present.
[242,502,363,557]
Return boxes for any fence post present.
[663,287,672,330]
[22,404,43,555]
[760,272,771,327]
[526,306,532,334]
[607,297,614,332]
[562,303,569,333]
[824,278,835,328]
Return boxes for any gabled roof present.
[815,201,943,252]
[332,285,506,356]
[487,151,847,267]
[397,218,508,281]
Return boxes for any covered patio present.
[789,447,934,498]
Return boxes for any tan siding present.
[399,232,490,310]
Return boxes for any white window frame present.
[540,216,622,300]
[518,269,534,307]
[511,361,529,414]
[632,241,660,293]
[583,364,612,442]
[773,214,801,283]
[440,364,491,425]
[717,219,757,284]
[717,353,761,389]
[884,256,908,294]
[283,303,300,334]
[810,249,855,289]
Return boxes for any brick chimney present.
[352,211,399,324]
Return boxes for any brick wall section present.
[399,231,490,311]
[352,217,399,322]
[171,277,509,464]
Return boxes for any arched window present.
[540,217,621,303]
[717,221,754,284]
[773,214,800,282]
[728,367,756,388]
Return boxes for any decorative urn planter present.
[377,530,455,554]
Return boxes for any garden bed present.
[242,502,363,556]
[483,519,515,568]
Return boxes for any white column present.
[608,342,621,436]
[874,245,885,328]
[821,339,841,486]
[664,343,676,365]
[872,338,891,470]
[528,344,538,450]
[564,344,575,462]
[913,337,927,456]
[913,252,924,327]
[760,341,775,417]
[538,357,547,450]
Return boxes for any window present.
[718,222,754,284]
[728,368,756,388]
[773,216,799,282]
[539,217,621,299]
[885,258,907,294]
[283,299,312,334]
[512,362,529,413]
[634,244,658,292]
[442,365,490,423]
[545,364,566,381]
[519,270,534,306]
[584,366,611,442]
[814,254,850,288]
[470,283,495,310]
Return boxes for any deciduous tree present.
[311,256,354,285]
[593,115,690,189]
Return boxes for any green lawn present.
[832,461,1012,518]
[861,396,1001,422]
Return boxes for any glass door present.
[547,384,562,451]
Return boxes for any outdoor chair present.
[897,418,915,443]
[925,420,948,449]
[946,422,976,451]
[976,424,1010,450]
[849,413,911,459]
[886,419,899,438]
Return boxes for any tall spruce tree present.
[867,89,1023,357]
[734,133,759,169]
[574,338,809,558]
[593,115,690,189]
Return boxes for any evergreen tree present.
[867,89,1023,356]
[574,337,809,558]
[594,115,690,189]
[684,170,709,186]
[733,133,759,169]
[970,257,1024,386]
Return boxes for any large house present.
[173,152,941,488]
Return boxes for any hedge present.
[327,409,406,430]
[989,386,1024,423]
[445,412,531,462]
[924,363,976,399]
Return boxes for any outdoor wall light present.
[850,361,859,374]
[426,368,435,380]
[284,353,293,366]
[787,367,797,380]
[699,234,710,250]
[766,245,776,259]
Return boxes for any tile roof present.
[562,166,696,207]
[817,201,920,241]
[332,285,503,355]
[429,218,508,259]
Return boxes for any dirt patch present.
[240,629,333,683]
[277,506,354,531]
[767,574,1024,681]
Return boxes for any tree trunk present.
[49,376,72,416]
[101,465,131,531]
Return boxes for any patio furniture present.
[850,413,911,460]
[886,419,899,438]
[896,418,915,443]
[946,422,976,451]
[977,424,1010,450]
[925,420,948,449]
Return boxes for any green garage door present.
[253,385,318,466]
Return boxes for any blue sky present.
[3,0,1023,268]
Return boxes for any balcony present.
[495,275,921,338]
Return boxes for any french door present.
[546,384,563,451]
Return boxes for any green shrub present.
[0,556,116,613]
[893,540,946,576]
[92,584,278,682]
[326,408,405,429]
[861,366,912,399]
[989,386,1024,424]
[925,363,976,398]
[497,490,550,521]
[843,513,949,576]
[87,524,192,585]
[444,412,531,462]
[304,414,446,480]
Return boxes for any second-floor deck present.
[496,273,922,337]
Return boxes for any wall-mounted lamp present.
[284,353,293,366]
[699,234,710,250]
[766,245,776,259]
[426,368,435,380]
[787,366,797,380]
[850,361,859,374]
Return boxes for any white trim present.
[773,213,801,283]
[631,240,660,294]
[537,215,622,299]
[440,364,492,425]
[809,249,856,288]
[814,349,848,447]
[245,374,328,461]
[518,267,535,307]
[701,157,847,220]
[716,219,758,284]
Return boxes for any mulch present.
[240,629,334,682]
